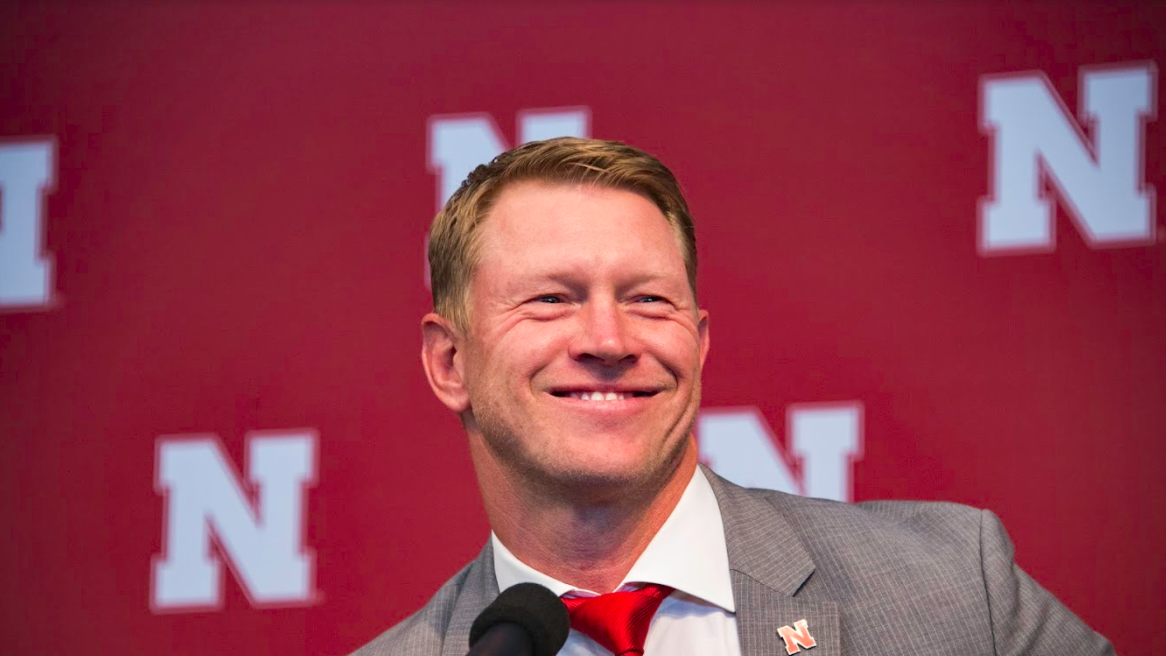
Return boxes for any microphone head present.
[469,582,570,656]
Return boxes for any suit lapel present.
[446,470,843,656]
[704,466,841,656]
[440,542,500,656]
[734,573,840,656]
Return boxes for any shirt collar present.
[492,467,735,612]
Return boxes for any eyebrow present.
[511,270,681,293]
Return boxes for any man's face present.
[456,181,709,492]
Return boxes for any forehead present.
[474,181,685,274]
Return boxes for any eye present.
[630,295,673,315]
[534,295,564,304]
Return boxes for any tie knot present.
[561,584,674,655]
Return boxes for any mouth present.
[549,389,657,402]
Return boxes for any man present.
[354,138,1113,655]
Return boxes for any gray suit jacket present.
[352,467,1114,656]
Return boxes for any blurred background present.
[1,2,1163,654]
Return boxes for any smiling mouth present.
[551,390,656,401]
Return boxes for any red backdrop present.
[1,2,1163,655]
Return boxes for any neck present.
[475,440,699,594]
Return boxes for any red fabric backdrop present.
[1,2,1163,655]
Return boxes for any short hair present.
[428,136,697,330]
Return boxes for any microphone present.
[467,582,570,656]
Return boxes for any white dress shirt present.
[492,468,743,656]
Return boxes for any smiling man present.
[352,138,1113,656]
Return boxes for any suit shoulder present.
[747,487,991,570]
[771,489,984,544]
[349,562,474,656]
[852,497,986,540]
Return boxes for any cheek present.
[475,334,558,392]
[496,326,567,365]
[644,326,704,369]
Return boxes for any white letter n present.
[423,107,590,287]
[151,431,318,612]
[979,63,1156,253]
[698,404,862,502]
[0,140,56,309]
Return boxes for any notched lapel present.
[702,466,816,597]
[703,467,842,656]
[440,543,500,656]
[734,572,839,656]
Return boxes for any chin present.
[534,449,683,496]
[538,467,652,500]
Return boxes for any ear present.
[697,308,710,369]
[421,312,471,413]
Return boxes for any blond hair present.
[428,137,697,330]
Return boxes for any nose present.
[568,298,639,367]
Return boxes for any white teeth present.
[568,391,629,401]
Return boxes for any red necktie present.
[560,584,674,655]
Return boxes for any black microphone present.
[467,582,570,656]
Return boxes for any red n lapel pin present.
[776,619,817,655]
